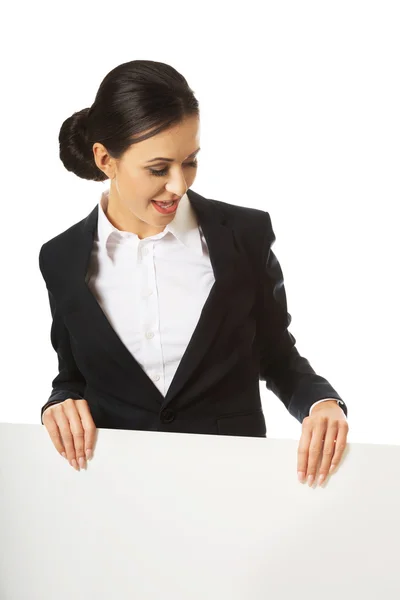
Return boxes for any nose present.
[165,168,191,197]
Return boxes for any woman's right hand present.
[42,398,97,470]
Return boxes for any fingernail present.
[86,449,93,460]
[79,457,86,469]
[318,474,325,486]
[307,475,314,486]
[71,459,79,470]
[298,471,305,482]
[61,452,67,459]
[329,464,336,474]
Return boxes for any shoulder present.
[213,196,267,219]
[39,220,81,259]
[38,212,91,281]
[189,188,272,232]
[207,196,275,246]
[200,195,277,277]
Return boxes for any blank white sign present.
[0,423,398,599]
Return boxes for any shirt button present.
[145,331,154,339]
[141,247,149,256]
[152,374,160,382]
[142,289,153,297]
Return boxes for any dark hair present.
[59,60,200,182]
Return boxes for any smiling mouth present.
[153,200,176,207]
[152,198,181,205]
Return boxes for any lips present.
[152,198,181,204]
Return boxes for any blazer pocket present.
[216,408,266,438]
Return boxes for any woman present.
[39,59,349,485]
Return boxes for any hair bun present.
[59,107,107,181]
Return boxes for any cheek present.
[123,169,154,194]
[188,171,197,184]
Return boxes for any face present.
[92,114,200,239]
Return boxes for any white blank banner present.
[0,423,398,599]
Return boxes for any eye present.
[148,159,198,177]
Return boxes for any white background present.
[1,0,399,444]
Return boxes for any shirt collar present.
[97,188,203,256]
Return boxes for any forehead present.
[127,115,200,158]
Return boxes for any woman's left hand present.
[297,400,349,486]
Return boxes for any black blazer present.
[38,188,347,436]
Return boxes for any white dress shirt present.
[43,188,345,419]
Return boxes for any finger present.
[55,403,83,470]
[317,422,339,485]
[297,417,313,482]
[329,421,349,475]
[43,409,68,458]
[75,400,97,464]
[63,402,86,470]
[306,417,328,486]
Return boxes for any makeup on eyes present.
[148,159,198,177]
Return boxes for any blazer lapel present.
[63,188,254,412]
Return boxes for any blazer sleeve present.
[256,212,348,424]
[39,248,86,424]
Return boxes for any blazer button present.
[160,409,175,423]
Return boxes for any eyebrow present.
[145,147,201,163]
